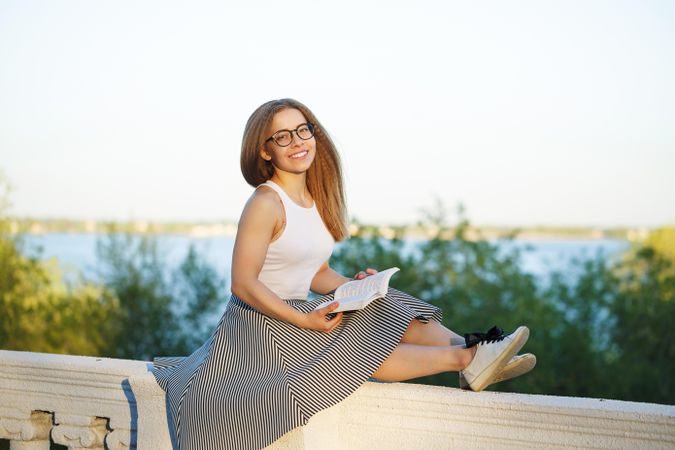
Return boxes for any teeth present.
[290,151,307,159]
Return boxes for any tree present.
[605,237,675,402]
[93,227,227,360]
[0,171,228,361]
[0,172,119,356]
[332,200,561,393]
[331,199,675,403]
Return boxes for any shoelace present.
[464,325,506,348]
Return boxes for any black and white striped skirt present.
[151,287,443,450]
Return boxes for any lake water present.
[23,233,631,291]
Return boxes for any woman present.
[152,98,535,450]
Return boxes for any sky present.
[1,0,674,228]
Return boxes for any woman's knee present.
[400,318,425,343]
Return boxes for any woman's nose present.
[290,131,304,146]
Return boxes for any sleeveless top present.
[255,180,335,300]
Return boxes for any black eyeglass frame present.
[264,122,316,147]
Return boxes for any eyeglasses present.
[265,122,315,147]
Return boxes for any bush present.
[0,171,228,360]
[331,204,675,403]
[2,172,672,402]
[94,228,227,359]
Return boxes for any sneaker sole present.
[460,353,537,390]
[494,353,536,384]
[469,326,529,392]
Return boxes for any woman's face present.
[260,108,316,175]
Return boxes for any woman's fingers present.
[301,303,342,332]
[326,312,343,332]
[306,304,343,332]
[320,301,340,314]
[322,304,342,331]
[354,267,378,279]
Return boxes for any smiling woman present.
[260,111,318,183]
[149,98,534,450]
[240,99,350,242]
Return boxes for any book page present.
[334,267,399,302]
[313,267,400,311]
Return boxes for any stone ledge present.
[1,350,674,449]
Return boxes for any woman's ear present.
[260,148,272,161]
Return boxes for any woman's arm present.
[310,260,352,295]
[231,190,342,332]
[231,191,307,326]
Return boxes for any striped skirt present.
[151,286,443,450]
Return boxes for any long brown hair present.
[240,98,350,242]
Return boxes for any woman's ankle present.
[461,346,477,370]
[450,345,476,371]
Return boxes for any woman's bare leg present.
[371,320,471,381]
[400,319,466,347]
[372,343,476,382]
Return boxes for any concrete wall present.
[1,350,674,449]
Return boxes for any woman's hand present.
[353,267,378,280]
[301,302,343,332]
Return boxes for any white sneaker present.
[459,353,537,390]
[462,326,530,392]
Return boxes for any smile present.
[289,150,308,159]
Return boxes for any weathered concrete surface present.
[1,350,673,449]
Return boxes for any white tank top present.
[255,180,335,300]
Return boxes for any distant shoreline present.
[7,218,655,242]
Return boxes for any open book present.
[314,267,400,313]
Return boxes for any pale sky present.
[1,0,674,228]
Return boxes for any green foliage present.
[171,245,228,351]
[0,172,227,360]
[92,226,227,360]
[643,226,675,263]
[0,231,119,356]
[0,174,119,356]
[0,224,228,360]
[93,229,179,359]
[606,242,675,401]
[2,170,673,403]
[332,202,675,404]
